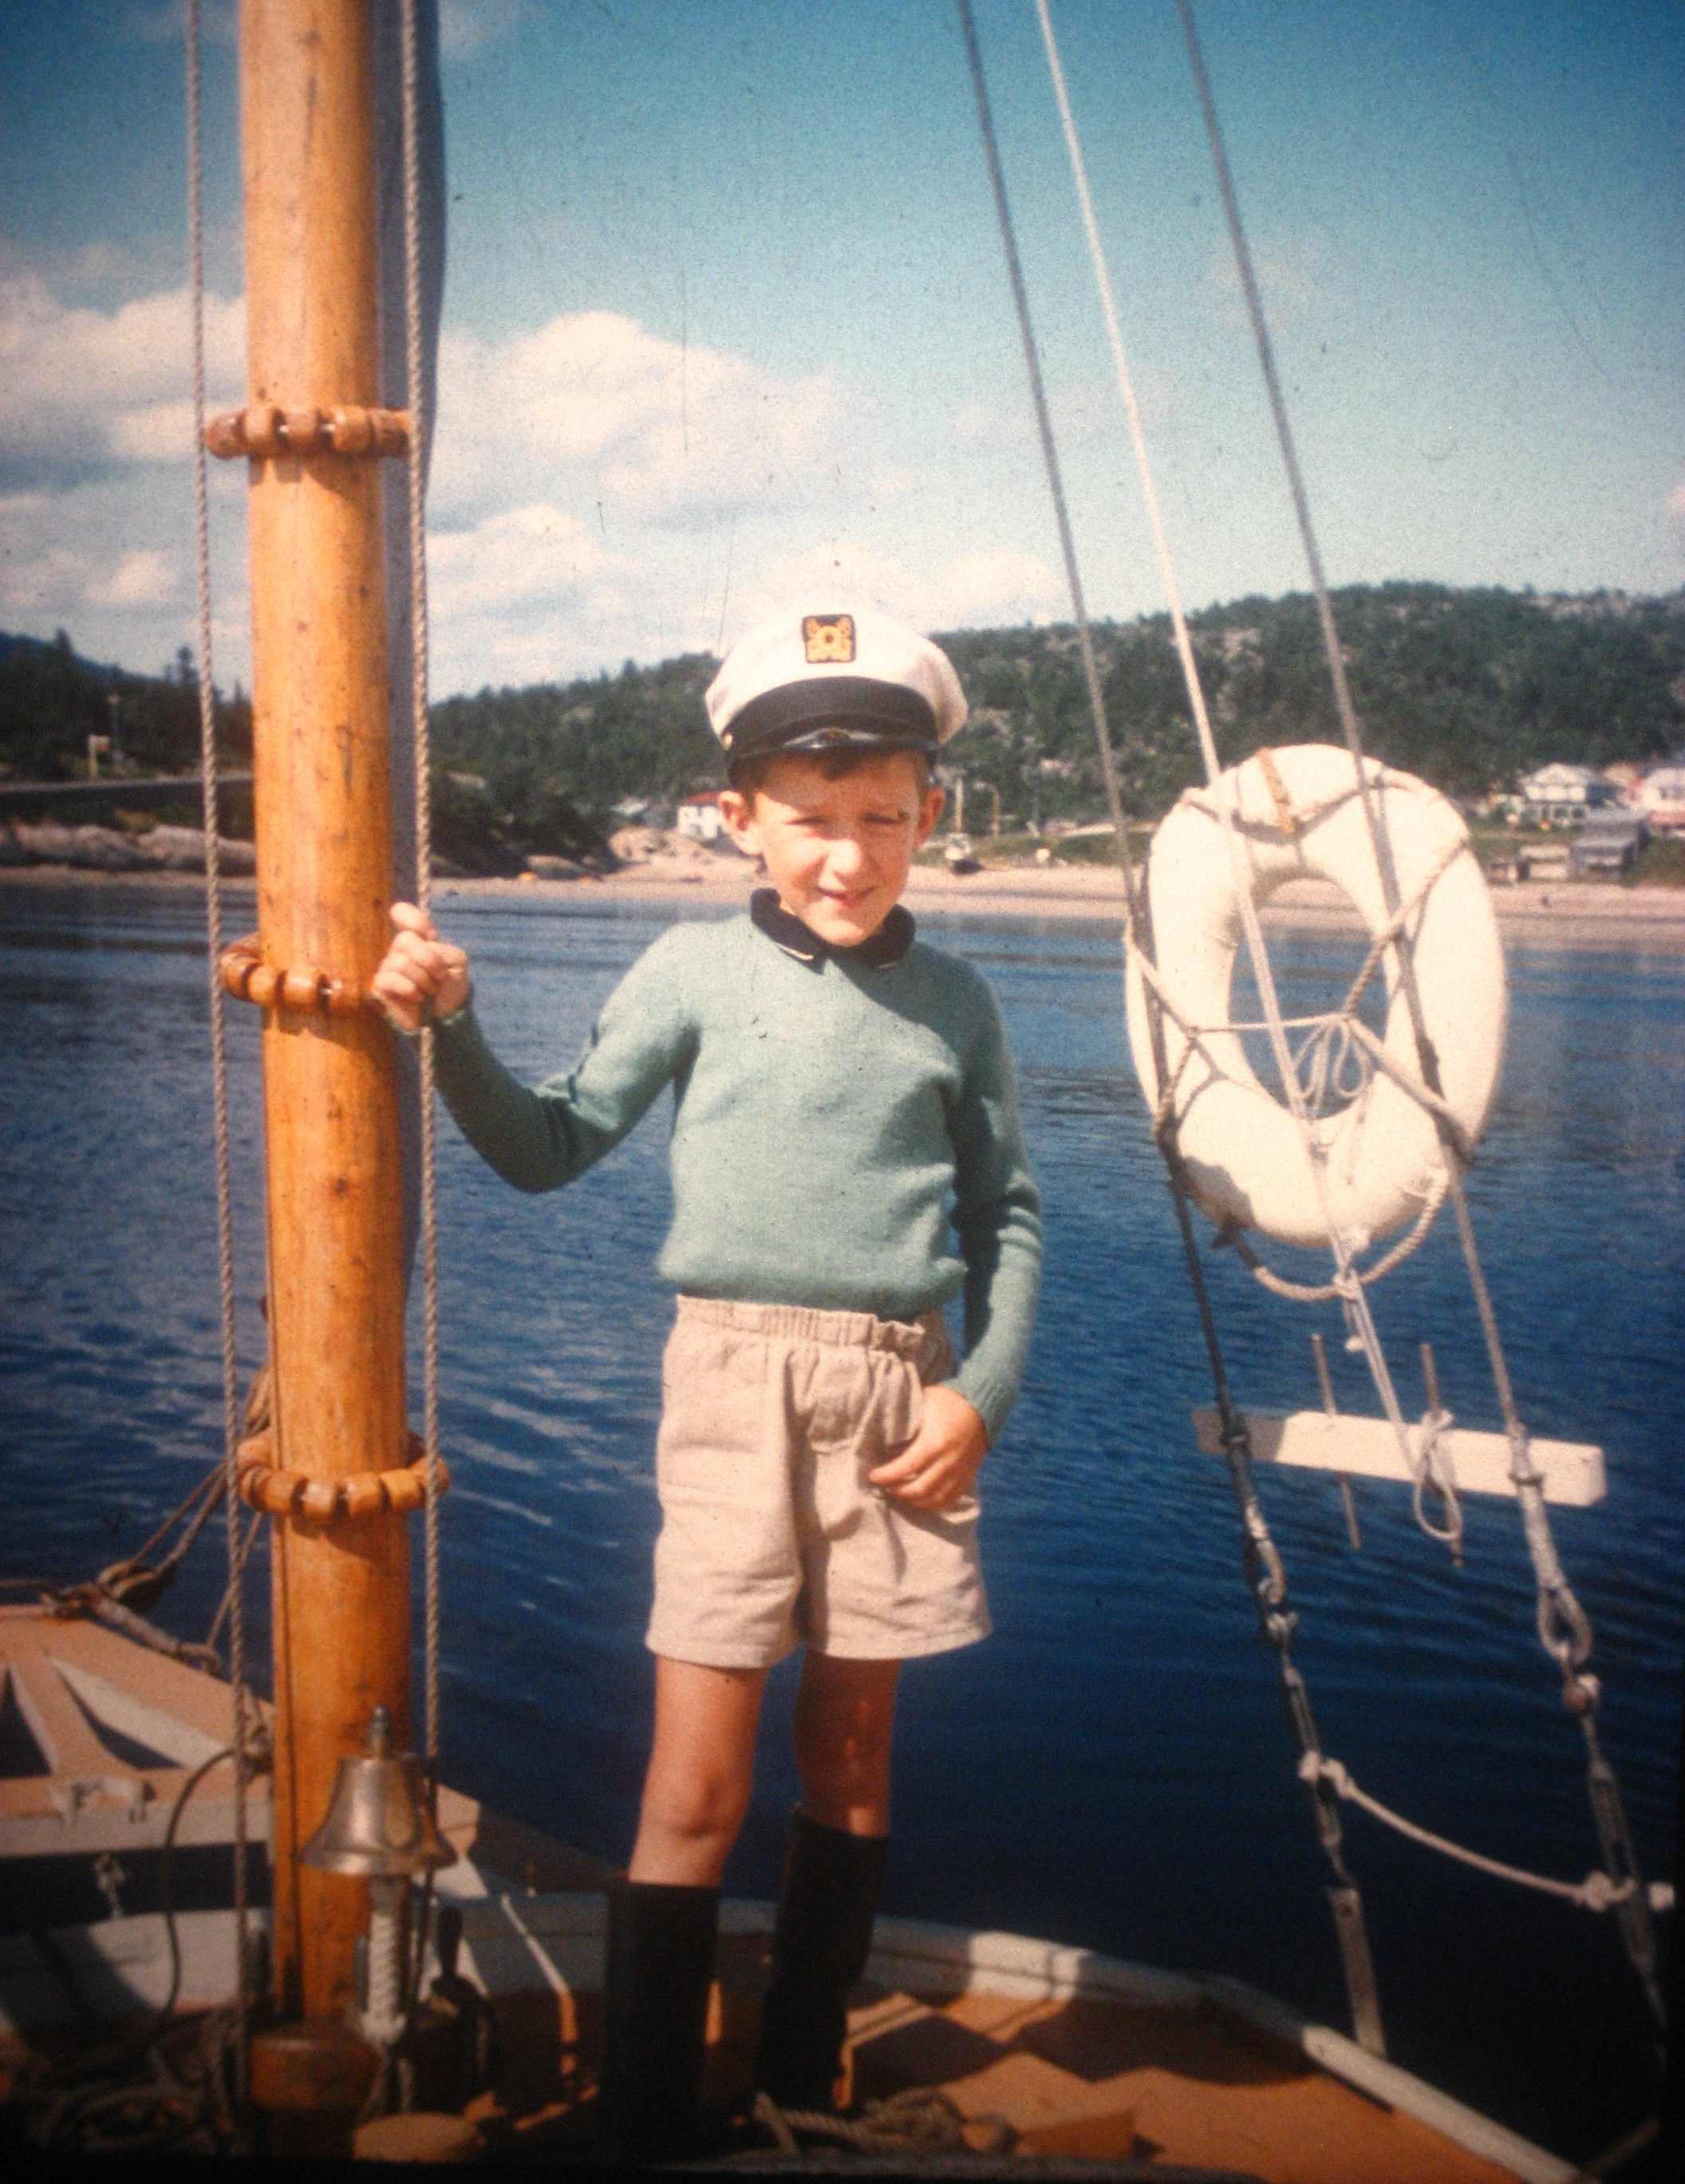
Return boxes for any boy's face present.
[719,750,944,949]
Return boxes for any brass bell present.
[301,1706,453,1878]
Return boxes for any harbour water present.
[2,880,1679,2162]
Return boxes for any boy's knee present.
[795,1721,894,1810]
[641,1765,752,1852]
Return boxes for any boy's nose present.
[827,833,870,878]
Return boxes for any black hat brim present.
[723,675,938,764]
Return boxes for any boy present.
[373,606,1040,2158]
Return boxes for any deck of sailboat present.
[0,1601,1569,2179]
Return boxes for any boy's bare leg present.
[629,1657,768,1884]
[793,1653,902,1837]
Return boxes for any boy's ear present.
[718,787,761,856]
[914,783,945,847]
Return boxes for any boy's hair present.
[728,744,933,803]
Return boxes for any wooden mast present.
[236,0,410,2025]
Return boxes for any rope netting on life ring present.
[956,0,1666,2048]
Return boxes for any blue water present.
[2,881,1679,2163]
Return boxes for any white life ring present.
[1124,744,1506,1252]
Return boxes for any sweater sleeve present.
[431,931,695,1192]
[945,981,1041,1441]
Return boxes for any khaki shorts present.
[645,1297,991,1669]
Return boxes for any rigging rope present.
[957,0,1384,2058]
[989,0,1665,2042]
[1170,0,1663,2033]
[399,0,444,1806]
[397,0,451,2015]
[185,0,253,2099]
[1032,0,1461,1558]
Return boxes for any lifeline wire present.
[185,0,252,2092]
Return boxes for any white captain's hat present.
[705,607,967,772]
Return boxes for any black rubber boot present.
[599,1877,720,2164]
[755,1810,889,2113]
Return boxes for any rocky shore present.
[0,819,255,875]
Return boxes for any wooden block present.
[1191,1408,1604,1506]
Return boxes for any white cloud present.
[0,259,244,483]
[428,503,616,617]
[89,550,180,611]
[922,549,1067,631]
[424,502,647,689]
[0,255,1060,696]
[432,311,838,532]
[0,531,180,621]
[109,401,204,466]
[724,543,1063,647]
[1668,481,1685,522]
[0,468,228,673]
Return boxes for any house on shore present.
[676,790,726,843]
[1634,764,1685,835]
[1513,762,1620,827]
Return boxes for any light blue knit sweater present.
[432,910,1041,1439]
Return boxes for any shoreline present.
[4,854,1684,952]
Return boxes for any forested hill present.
[7,584,1684,843]
[0,629,250,783]
[426,583,1685,831]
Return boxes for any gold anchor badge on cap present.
[802,613,856,665]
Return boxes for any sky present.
[1,0,1681,700]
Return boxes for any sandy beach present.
[428,855,1685,954]
[4,850,1684,952]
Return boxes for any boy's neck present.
[751,888,914,969]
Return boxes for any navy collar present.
[750,887,915,970]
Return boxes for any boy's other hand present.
[372,902,472,1034]
[868,1385,988,1511]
